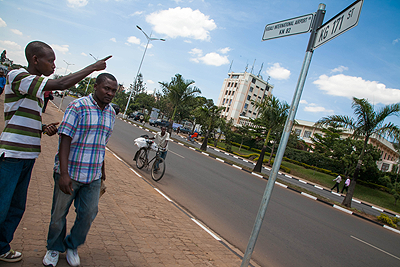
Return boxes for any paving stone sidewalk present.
[1,97,247,267]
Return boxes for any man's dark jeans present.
[0,156,35,254]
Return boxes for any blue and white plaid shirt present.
[54,94,116,183]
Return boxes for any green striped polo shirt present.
[0,69,48,159]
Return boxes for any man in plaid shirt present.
[43,73,118,267]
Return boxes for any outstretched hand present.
[92,55,112,71]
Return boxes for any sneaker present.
[66,249,80,267]
[43,250,59,267]
[0,249,22,262]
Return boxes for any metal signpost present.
[241,1,363,266]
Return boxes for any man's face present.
[93,77,118,108]
[161,127,166,134]
[35,48,56,76]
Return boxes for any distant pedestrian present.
[43,73,118,267]
[0,40,110,263]
[42,90,53,113]
[341,176,351,194]
[331,175,342,193]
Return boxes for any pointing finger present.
[101,55,112,61]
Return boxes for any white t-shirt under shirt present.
[155,131,170,151]
[0,69,48,159]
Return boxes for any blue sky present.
[1,0,400,126]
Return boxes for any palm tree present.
[252,96,290,173]
[316,97,400,207]
[194,99,224,151]
[159,74,201,122]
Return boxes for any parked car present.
[179,127,191,134]
[128,112,145,121]
[53,90,64,97]
[153,119,170,127]
[110,103,120,115]
[149,118,157,126]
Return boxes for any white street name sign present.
[262,13,314,41]
[314,0,364,49]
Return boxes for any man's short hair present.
[25,41,53,62]
[95,73,117,85]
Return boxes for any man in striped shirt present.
[0,41,111,263]
[43,73,118,267]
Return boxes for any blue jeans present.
[155,151,167,169]
[0,156,35,254]
[46,172,101,252]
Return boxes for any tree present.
[235,125,252,151]
[159,74,201,121]
[316,97,400,207]
[194,99,224,151]
[252,96,290,172]
[131,92,156,114]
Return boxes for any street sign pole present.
[240,4,326,267]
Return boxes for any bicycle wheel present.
[136,148,147,169]
[151,158,165,181]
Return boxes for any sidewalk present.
[0,96,246,267]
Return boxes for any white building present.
[217,72,273,126]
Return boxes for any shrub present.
[377,213,398,228]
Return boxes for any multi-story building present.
[217,72,273,126]
[293,119,399,172]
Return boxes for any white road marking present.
[351,236,400,260]
[333,205,353,214]
[155,188,172,202]
[192,218,221,241]
[170,150,184,158]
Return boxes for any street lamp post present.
[58,60,74,111]
[84,53,98,94]
[123,25,165,118]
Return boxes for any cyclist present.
[150,126,169,171]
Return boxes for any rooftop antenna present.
[228,59,233,75]
[250,59,256,74]
[258,62,264,77]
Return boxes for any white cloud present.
[67,0,88,8]
[110,37,116,43]
[219,47,231,54]
[189,48,202,56]
[198,52,229,66]
[0,18,6,27]
[0,40,22,50]
[129,11,143,16]
[184,40,192,43]
[266,63,291,80]
[146,7,217,41]
[10,29,23,36]
[393,38,400,45]
[303,103,334,114]
[126,36,141,45]
[81,52,87,56]
[142,43,153,49]
[51,44,69,54]
[147,80,155,84]
[300,100,308,104]
[331,65,348,73]
[313,74,400,105]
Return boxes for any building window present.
[381,163,390,172]
[258,96,261,99]
[231,75,239,79]
[266,85,270,91]
[253,94,257,97]
[256,86,259,89]
[234,83,237,87]
[253,112,256,115]
[249,87,253,92]
[232,91,235,96]
[247,95,251,100]
[304,131,312,138]
[226,107,230,112]
[225,90,228,95]
[252,78,256,83]
[228,91,231,95]
[222,99,225,105]
[384,153,387,160]
[229,99,232,105]
[295,129,301,136]
[227,82,231,87]
[244,103,248,109]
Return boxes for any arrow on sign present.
[313,0,364,49]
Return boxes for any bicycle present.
[134,136,166,181]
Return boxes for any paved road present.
[52,97,400,266]
[107,118,400,267]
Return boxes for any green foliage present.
[377,213,399,228]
